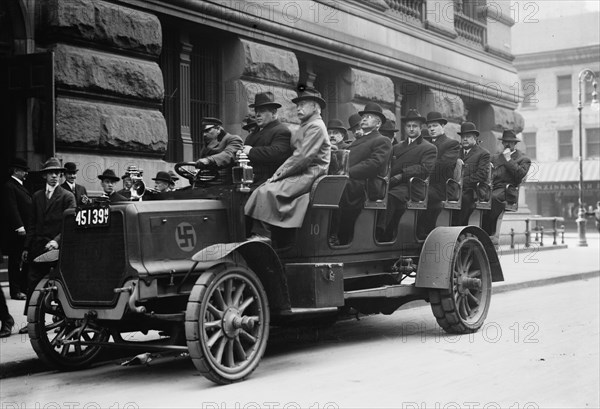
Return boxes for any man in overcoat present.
[98,169,128,203]
[23,158,76,314]
[483,130,531,235]
[242,92,292,185]
[3,158,32,300]
[377,109,436,241]
[61,162,89,205]
[418,111,460,235]
[245,88,330,248]
[196,117,243,184]
[454,122,491,225]
[331,102,392,245]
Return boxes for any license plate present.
[74,203,110,228]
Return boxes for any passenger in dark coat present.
[3,158,32,300]
[23,158,76,313]
[483,130,531,235]
[195,117,243,184]
[331,102,392,245]
[454,122,491,225]
[98,169,128,203]
[61,162,89,205]
[377,110,436,241]
[418,111,460,236]
[242,92,292,185]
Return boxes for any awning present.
[525,160,600,183]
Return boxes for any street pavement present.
[1,232,598,379]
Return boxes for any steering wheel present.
[174,162,219,184]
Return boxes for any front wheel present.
[28,280,109,370]
[429,233,492,334]
[185,267,270,384]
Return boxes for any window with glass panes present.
[521,78,537,108]
[557,75,572,105]
[586,128,600,158]
[522,132,536,159]
[558,130,573,159]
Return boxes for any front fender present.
[415,226,504,290]
[192,241,291,312]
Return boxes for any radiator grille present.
[59,212,126,306]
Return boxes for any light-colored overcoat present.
[244,112,330,228]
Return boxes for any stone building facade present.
[1,0,521,193]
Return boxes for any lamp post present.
[576,69,600,247]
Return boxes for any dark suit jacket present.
[388,136,437,202]
[429,134,460,186]
[107,191,128,203]
[460,144,491,190]
[341,130,392,206]
[491,149,531,201]
[61,182,88,205]
[26,185,76,259]
[4,177,32,232]
[245,120,292,184]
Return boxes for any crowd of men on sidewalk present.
[0,86,531,338]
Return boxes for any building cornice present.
[515,45,600,71]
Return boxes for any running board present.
[61,340,188,352]
[344,285,426,299]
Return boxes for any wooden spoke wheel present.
[28,280,109,370]
[185,267,270,384]
[429,233,492,334]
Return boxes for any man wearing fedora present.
[454,122,491,225]
[418,111,461,235]
[377,109,437,241]
[483,129,531,235]
[195,117,243,184]
[331,102,392,245]
[242,92,292,185]
[379,119,400,145]
[23,158,76,318]
[98,169,127,202]
[327,118,350,150]
[61,162,89,205]
[3,158,32,301]
[245,87,330,248]
[117,172,133,199]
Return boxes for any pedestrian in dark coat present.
[3,158,32,300]
[454,122,491,225]
[23,158,76,317]
[242,92,292,185]
[483,130,531,235]
[332,102,392,245]
[377,110,436,241]
[417,111,460,236]
[245,88,330,247]
[98,169,128,203]
[61,162,89,205]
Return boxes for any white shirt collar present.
[68,181,75,190]
[11,175,23,185]
[46,183,58,198]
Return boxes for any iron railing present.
[501,217,566,249]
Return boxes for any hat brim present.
[401,116,426,124]
[152,177,172,183]
[458,131,480,136]
[42,166,66,173]
[242,123,258,130]
[249,102,282,109]
[498,137,520,142]
[327,126,348,134]
[292,95,326,109]
[426,118,448,125]
[358,110,387,124]
[12,165,30,171]
[98,175,120,182]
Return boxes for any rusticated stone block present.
[56,98,167,153]
[54,44,164,101]
[423,89,466,123]
[240,40,299,85]
[41,0,161,56]
[350,69,395,104]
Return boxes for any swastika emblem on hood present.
[176,222,196,252]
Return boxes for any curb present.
[2,268,598,380]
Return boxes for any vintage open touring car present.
[25,152,516,384]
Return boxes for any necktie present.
[46,190,51,199]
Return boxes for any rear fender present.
[415,226,503,290]
[192,241,291,311]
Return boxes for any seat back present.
[364,153,392,209]
[442,159,463,209]
[475,164,492,210]
[328,149,350,176]
[310,175,348,209]
[407,177,429,210]
[504,184,519,212]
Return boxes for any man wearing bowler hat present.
[22,158,76,324]
[347,113,363,143]
[418,111,461,235]
[242,91,292,185]
[330,101,392,245]
[98,169,127,203]
[483,129,531,236]
[196,117,243,184]
[117,172,133,199]
[454,122,491,226]
[377,109,437,241]
[379,119,400,145]
[61,162,89,205]
[3,158,32,301]
[327,118,350,150]
[152,171,173,193]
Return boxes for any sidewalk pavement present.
[1,233,599,379]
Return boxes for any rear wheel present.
[429,233,492,334]
[185,267,270,384]
[28,280,109,370]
